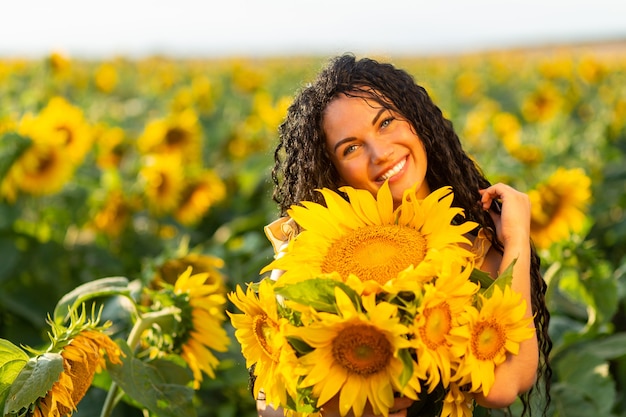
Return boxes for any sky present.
[1,0,625,58]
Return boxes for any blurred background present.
[2,0,626,58]
[1,1,626,416]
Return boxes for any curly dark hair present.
[271,53,551,416]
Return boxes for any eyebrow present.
[332,108,387,154]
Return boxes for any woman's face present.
[323,94,430,206]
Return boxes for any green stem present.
[100,306,181,417]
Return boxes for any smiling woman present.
[249,53,552,417]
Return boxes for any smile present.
[377,158,406,181]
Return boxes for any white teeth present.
[378,159,406,181]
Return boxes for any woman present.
[259,53,551,417]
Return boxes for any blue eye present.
[380,117,394,128]
[343,144,359,156]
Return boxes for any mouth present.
[376,157,406,182]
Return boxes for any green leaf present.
[397,348,414,388]
[0,339,29,413]
[107,342,196,417]
[550,382,598,417]
[53,276,131,323]
[3,352,64,416]
[469,268,493,289]
[274,278,361,313]
[149,357,195,387]
[577,333,626,360]
[580,261,619,326]
[471,259,516,309]
[482,259,515,299]
[0,132,30,183]
[553,351,616,416]
[286,385,318,414]
[558,266,594,310]
[285,336,313,356]
[493,259,515,289]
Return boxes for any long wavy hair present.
[271,53,551,416]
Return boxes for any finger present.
[478,188,496,210]
[479,184,507,210]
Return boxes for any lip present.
[375,156,408,182]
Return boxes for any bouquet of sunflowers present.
[229,182,534,417]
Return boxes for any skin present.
[323,95,430,206]
[259,94,539,417]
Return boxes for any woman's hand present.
[320,396,415,417]
[479,183,531,248]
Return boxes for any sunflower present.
[92,189,133,237]
[262,183,476,288]
[137,108,202,163]
[22,96,94,165]
[450,285,535,396]
[492,112,522,153]
[521,82,565,123]
[228,279,299,407]
[174,169,226,226]
[95,62,118,93]
[155,253,226,290]
[38,330,123,416]
[408,263,479,393]
[16,309,123,417]
[288,287,415,417]
[3,140,74,199]
[190,75,215,114]
[94,124,127,169]
[509,144,544,166]
[440,381,474,417]
[139,153,185,214]
[166,266,230,388]
[48,51,71,76]
[3,97,93,200]
[528,167,591,249]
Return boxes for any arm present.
[475,183,539,408]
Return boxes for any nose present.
[371,142,394,164]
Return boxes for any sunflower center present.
[166,127,188,146]
[253,314,280,362]
[322,225,427,284]
[471,319,506,360]
[419,303,452,350]
[31,148,57,175]
[37,156,55,174]
[534,188,562,227]
[332,323,392,376]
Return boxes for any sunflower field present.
[0,45,625,417]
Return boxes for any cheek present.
[335,163,364,187]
